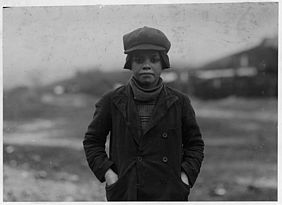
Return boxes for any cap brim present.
[124,44,166,54]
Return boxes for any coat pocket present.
[105,177,120,190]
[175,174,191,191]
[105,162,135,201]
[167,168,191,200]
[105,173,127,201]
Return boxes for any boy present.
[83,26,204,201]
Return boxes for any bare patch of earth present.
[3,165,105,201]
[4,119,82,150]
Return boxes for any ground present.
[3,93,277,201]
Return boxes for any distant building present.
[188,37,278,99]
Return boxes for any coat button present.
[162,156,168,163]
[162,132,168,138]
[137,156,142,161]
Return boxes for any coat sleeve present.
[83,92,114,183]
[181,96,204,188]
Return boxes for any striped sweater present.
[135,100,156,134]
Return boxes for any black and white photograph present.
[2,0,279,202]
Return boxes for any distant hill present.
[43,69,132,97]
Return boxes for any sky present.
[3,1,278,89]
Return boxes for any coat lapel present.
[112,85,141,145]
[143,87,179,135]
[112,95,127,120]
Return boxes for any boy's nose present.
[142,58,152,70]
[142,64,151,70]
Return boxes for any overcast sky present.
[3,2,278,89]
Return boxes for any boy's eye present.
[151,57,160,63]
[133,57,144,64]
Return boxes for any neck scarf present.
[129,76,163,102]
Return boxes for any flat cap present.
[123,26,171,54]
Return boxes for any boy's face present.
[131,50,162,88]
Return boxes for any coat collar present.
[112,84,179,144]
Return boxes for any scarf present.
[129,76,164,102]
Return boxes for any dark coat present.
[83,84,204,201]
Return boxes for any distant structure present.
[187,37,278,99]
[42,37,277,100]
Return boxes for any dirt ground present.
[3,93,277,201]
